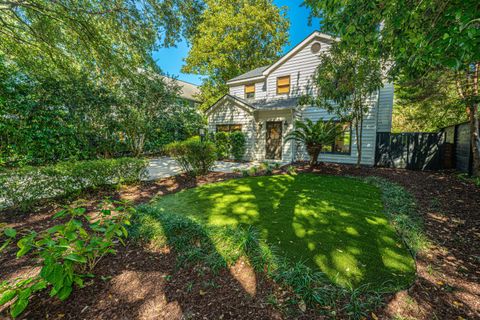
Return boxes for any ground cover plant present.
[0,200,133,318]
[139,173,416,290]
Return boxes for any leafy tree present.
[0,57,203,166]
[0,0,203,81]
[0,0,206,166]
[302,44,382,166]
[182,0,289,110]
[304,0,480,175]
[285,119,338,167]
[393,70,467,132]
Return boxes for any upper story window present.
[245,84,255,99]
[277,76,290,95]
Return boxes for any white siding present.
[229,81,267,100]
[265,37,331,100]
[207,101,256,160]
[229,85,244,98]
[377,82,394,132]
[295,93,378,166]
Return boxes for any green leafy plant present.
[164,136,217,176]
[285,119,339,167]
[0,200,133,318]
[229,131,247,161]
[265,166,273,175]
[0,158,147,211]
[241,169,250,177]
[287,165,297,175]
[249,166,259,176]
[213,132,231,160]
[260,162,269,171]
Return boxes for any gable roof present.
[226,31,337,85]
[206,94,299,116]
[227,66,270,84]
[205,94,255,116]
[162,76,201,102]
[251,97,298,110]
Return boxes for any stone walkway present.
[145,157,288,181]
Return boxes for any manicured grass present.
[146,174,416,289]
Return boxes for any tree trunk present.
[469,102,480,176]
[356,114,363,168]
[307,145,321,167]
[471,63,480,177]
[456,63,479,176]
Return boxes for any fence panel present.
[375,132,445,170]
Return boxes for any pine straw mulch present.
[1,164,479,319]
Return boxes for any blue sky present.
[152,1,321,85]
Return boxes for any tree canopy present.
[182,0,289,110]
[0,0,204,80]
[393,71,467,132]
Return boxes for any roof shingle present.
[227,65,269,83]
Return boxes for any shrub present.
[164,137,217,176]
[213,132,231,160]
[287,165,297,175]
[229,131,246,161]
[265,166,273,175]
[0,158,147,211]
[249,166,259,176]
[0,200,133,318]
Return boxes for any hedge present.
[0,158,147,210]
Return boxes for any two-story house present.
[205,31,394,165]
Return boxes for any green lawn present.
[146,173,416,289]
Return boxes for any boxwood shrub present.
[0,158,147,211]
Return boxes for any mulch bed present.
[1,164,479,319]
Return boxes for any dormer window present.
[245,84,255,99]
[277,76,290,95]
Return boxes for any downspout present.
[373,88,381,167]
[291,107,295,164]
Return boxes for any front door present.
[266,121,283,160]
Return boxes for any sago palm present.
[286,119,339,166]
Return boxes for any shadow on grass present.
[145,173,416,291]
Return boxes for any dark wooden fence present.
[375,132,445,170]
[442,122,472,174]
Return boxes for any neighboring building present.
[163,76,201,108]
[205,31,394,165]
